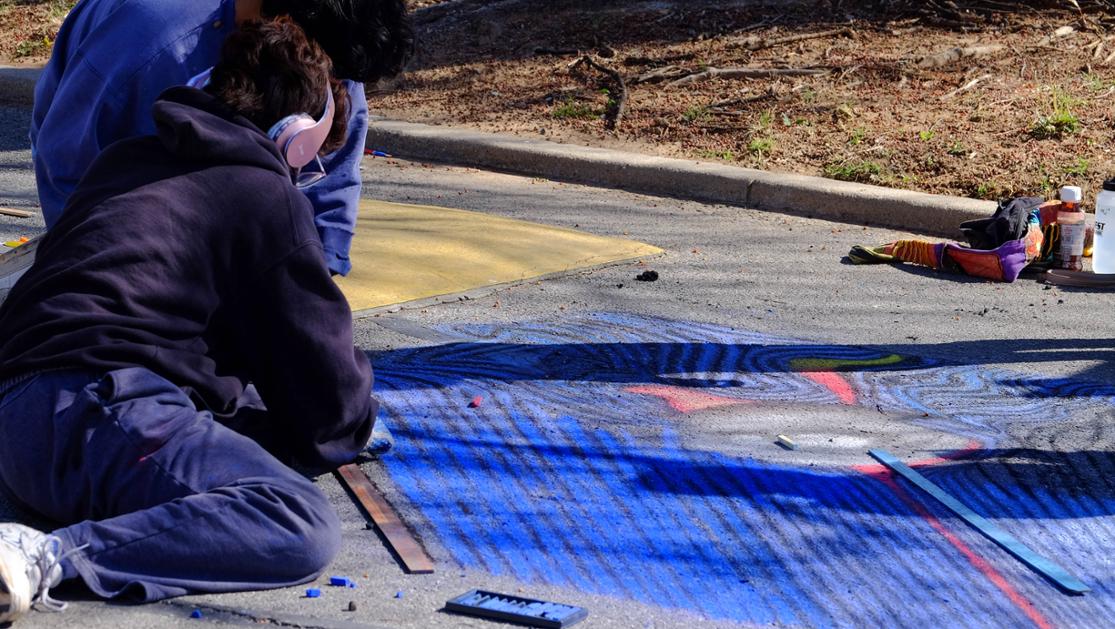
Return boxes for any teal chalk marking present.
[868,449,1090,595]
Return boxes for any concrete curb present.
[0,64,42,105]
[368,120,997,238]
[0,65,997,237]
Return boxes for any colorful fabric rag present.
[848,198,1053,283]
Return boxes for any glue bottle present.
[1093,178,1115,274]
[1058,186,1085,272]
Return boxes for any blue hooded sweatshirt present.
[30,0,366,276]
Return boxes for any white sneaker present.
[0,523,66,624]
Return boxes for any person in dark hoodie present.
[0,18,377,623]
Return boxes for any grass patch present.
[552,98,599,120]
[748,138,774,157]
[848,127,868,146]
[698,149,736,161]
[682,105,710,123]
[918,130,935,142]
[15,36,52,59]
[947,142,968,157]
[824,160,883,183]
[1029,88,1081,139]
[1063,157,1089,176]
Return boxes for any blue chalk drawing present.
[372,313,1115,627]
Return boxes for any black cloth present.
[959,196,1043,250]
[0,87,374,471]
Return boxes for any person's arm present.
[242,218,376,470]
[302,80,367,276]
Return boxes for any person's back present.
[31,0,413,276]
[0,21,380,624]
[31,0,236,225]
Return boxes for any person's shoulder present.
[71,0,231,80]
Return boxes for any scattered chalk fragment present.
[189,609,203,619]
[306,588,322,598]
[330,576,356,588]
[468,396,483,408]
[395,590,404,599]
[775,434,798,451]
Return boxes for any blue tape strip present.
[868,449,1090,595]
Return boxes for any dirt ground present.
[376,0,1115,204]
[5,0,1115,204]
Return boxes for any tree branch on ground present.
[569,55,628,131]
[668,66,829,88]
[914,44,1005,68]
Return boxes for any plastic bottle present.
[1093,179,1115,274]
[1059,185,1085,272]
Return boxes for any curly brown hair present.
[205,17,349,154]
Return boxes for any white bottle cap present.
[1061,186,1082,203]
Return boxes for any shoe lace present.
[0,527,87,614]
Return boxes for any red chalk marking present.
[851,440,982,476]
[856,444,1051,629]
[799,371,857,405]
[468,396,483,408]
[868,472,1053,629]
[624,384,751,413]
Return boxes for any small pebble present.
[468,395,483,408]
[346,601,358,612]
[635,270,659,282]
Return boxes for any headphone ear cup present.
[269,115,318,168]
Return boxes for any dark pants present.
[0,367,341,602]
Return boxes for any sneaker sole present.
[0,542,31,623]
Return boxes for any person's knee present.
[295,493,342,577]
[270,480,342,579]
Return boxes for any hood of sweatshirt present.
[152,86,290,178]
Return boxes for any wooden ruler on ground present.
[0,207,33,218]
[335,463,434,574]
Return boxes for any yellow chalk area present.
[335,200,663,312]
[789,354,904,371]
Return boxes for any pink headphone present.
[187,67,335,175]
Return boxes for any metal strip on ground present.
[335,463,435,574]
[868,449,1089,595]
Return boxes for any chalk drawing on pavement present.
[372,313,1115,628]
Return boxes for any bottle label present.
[1061,222,1086,271]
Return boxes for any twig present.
[915,44,1005,68]
[569,55,627,131]
[0,208,32,219]
[731,27,851,52]
[630,65,689,84]
[941,73,993,100]
[668,66,828,87]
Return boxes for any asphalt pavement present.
[3,101,1115,628]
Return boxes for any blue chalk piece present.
[305,588,322,598]
[395,590,404,599]
[329,576,354,587]
[190,609,203,619]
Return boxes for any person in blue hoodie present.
[31,0,413,277]
[0,18,381,623]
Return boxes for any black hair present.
[262,0,415,83]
